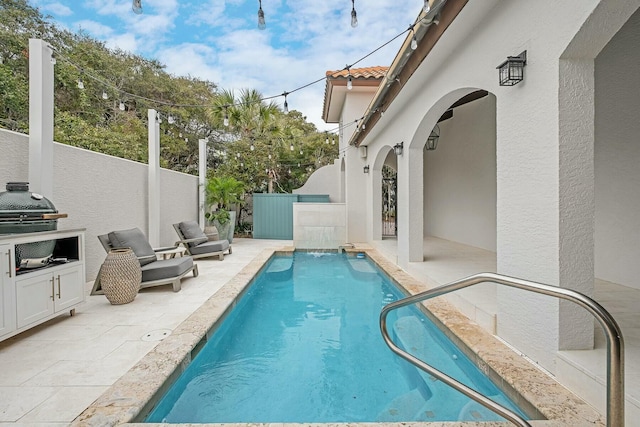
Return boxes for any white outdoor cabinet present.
[0,229,85,341]
[0,243,17,338]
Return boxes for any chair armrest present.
[174,237,204,245]
[153,246,178,253]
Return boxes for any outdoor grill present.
[0,182,68,268]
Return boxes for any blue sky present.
[29,0,424,130]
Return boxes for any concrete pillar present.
[148,109,160,247]
[397,144,424,265]
[557,58,595,350]
[198,139,207,228]
[28,39,54,197]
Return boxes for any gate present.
[382,176,397,237]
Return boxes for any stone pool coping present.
[72,246,604,427]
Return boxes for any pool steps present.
[376,316,516,422]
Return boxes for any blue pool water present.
[146,252,529,423]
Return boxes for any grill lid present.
[0,182,58,219]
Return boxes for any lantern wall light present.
[393,142,404,156]
[426,124,440,151]
[497,51,527,86]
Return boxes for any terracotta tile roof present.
[326,66,389,79]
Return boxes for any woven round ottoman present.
[100,248,141,305]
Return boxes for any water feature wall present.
[293,202,347,249]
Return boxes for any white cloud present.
[74,20,114,38]
[40,2,73,16]
[104,32,138,53]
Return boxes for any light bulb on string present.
[102,91,109,100]
[167,115,175,124]
[240,162,244,167]
[77,78,84,89]
[132,0,142,14]
[411,32,418,50]
[325,134,329,144]
[268,154,272,160]
[350,0,358,28]
[250,143,255,151]
[290,143,294,151]
[299,149,303,155]
[423,0,431,13]
[156,112,162,123]
[347,74,353,90]
[50,53,56,65]
[332,138,336,145]
[223,107,229,127]
[119,101,125,111]
[288,168,291,174]
[257,0,266,30]
[237,152,241,158]
[179,132,183,137]
[283,92,289,114]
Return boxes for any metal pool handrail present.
[379,272,625,427]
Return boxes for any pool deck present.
[0,237,614,426]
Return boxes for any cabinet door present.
[16,271,55,329]
[53,264,84,312]
[0,244,16,338]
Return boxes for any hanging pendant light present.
[283,93,289,113]
[257,0,266,30]
[102,90,109,100]
[119,101,126,111]
[423,0,431,13]
[132,0,142,14]
[77,78,84,89]
[350,0,358,28]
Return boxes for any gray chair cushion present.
[141,256,193,282]
[189,239,230,255]
[178,221,208,247]
[108,228,157,266]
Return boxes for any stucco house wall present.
[594,7,640,291]
[0,129,198,282]
[424,94,497,252]
[354,0,640,374]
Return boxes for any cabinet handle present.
[6,250,11,278]
[56,275,61,298]
[50,277,55,300]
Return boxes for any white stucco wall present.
[293,159,342,202]
[594,7,640,290]
[343,91,378,243]
[0,129,198,282]
[424,95,497,252]
[354,0,640,373]
[293,203,347,249]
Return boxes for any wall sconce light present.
[497,51,527,86]
[426,124,440,150]
[393,142,404,156]
[363,165,370,173]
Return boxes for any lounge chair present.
[91,227,198,294]
[173,220,232,261]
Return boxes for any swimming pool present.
[145,252,529,423]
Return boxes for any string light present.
[423,0,431,13]
[50,53,56,65]
[167,115,175,124]
[119,100,125,111]
[257,0,266,30]
[351,0,358,28]
[325,133,329,144]
[77,78,84,89]
[102,90,108,100]
[283,92,289,113]
[132,0,142,14]
[223,106,229,126]
[410,26,418,50]
[290,143,294,151]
